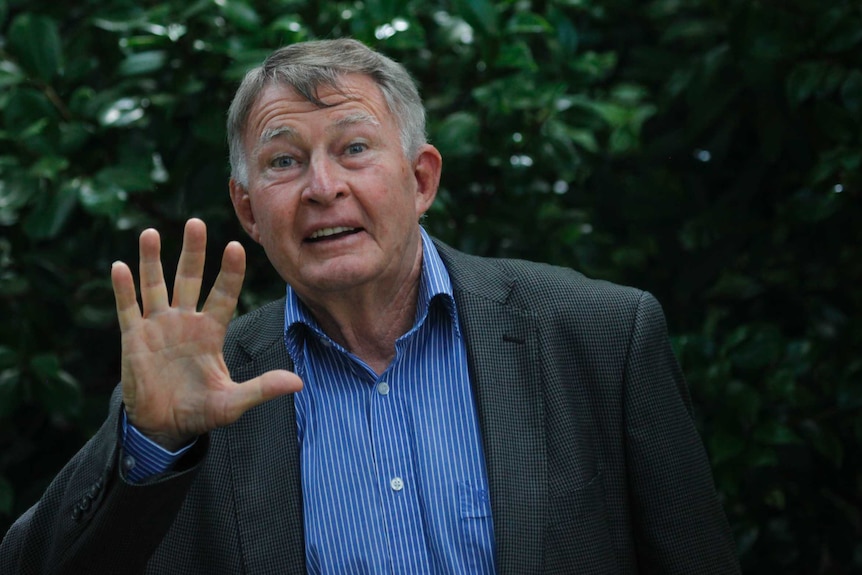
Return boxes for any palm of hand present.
[111,219,302,450]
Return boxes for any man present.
[1,39,740,574]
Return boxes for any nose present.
[302,154,348,205]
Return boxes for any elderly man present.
[1,39,740,574]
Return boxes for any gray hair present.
[227,39,427,187]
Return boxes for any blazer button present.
[72,506,82,521]
[88,484,100,498]
[79,497,90,511]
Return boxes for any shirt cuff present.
[121,409,197,484]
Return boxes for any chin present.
[299,266,378,294]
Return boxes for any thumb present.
[227,370,304,418]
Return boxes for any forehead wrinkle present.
[330,112,382,133]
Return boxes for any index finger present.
[201,241,246,325]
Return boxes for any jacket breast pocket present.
[546,472,619,574]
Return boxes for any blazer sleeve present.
[0,385,207,575]
[623,291,740,574]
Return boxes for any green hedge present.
[1,0,860,571]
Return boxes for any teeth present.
[309,226,356,239]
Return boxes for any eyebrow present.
[255,112,380,149]
[257,126,298,149]
[253,112,382,155]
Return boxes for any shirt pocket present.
[459,481,493,519]
[457,481,495,572]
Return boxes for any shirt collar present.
[284,227,459,345]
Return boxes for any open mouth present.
[305,226,362,243]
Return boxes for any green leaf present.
[95,163,154,193]
[0,170,38,226]
[725,380,762,424]
[28,156,70,180]
[434,112,480,157]
[569,50,617,81]
[764,488,785,510]
[706,272,764,300]
[451,0,499,37]
[22,181,78,240]
[7,13,63,82]
[708,426,746,465]
[815,101,855,144]
[29,353,62,380]
[787,61,827,107]
[822,20,862,53]
[218,0,261,31]
[553,10,579,55]
[270,15,306,36]
[753,421,802,446]
[0,60,24,88]
[99,97,147,127]
[0,273,28,296]
[541,119,588,179]
[30,353,81,417]
[506,12,552,35]
[365,0,400,22]
[77,179,128,218]
[660,18,725,44]
[0,367,21,418]
[800,420,844,468]
[2,88,57,136]
[59,122,93,154]
[494,41,537,71]
[725,324,784,370]
[840,70,862,116]
[0,346,15,368]
[118,50,167,76]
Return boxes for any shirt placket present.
[367,355,430,573]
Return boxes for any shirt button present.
[123,455,136,470]
[390,477,404,491]
[377,381,390,396]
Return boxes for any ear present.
[412,144,442,217]
[229,178,261,243]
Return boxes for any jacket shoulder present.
[434,238,648,321]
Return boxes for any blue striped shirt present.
[286,228,496,574]
[120,228,495,572]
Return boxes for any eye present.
[271,155,295,169]
[345,142,367,155]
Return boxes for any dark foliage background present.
[1,0,860,572]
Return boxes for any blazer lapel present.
[224,302,306,575]
[436,241,547,574]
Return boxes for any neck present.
[299,242,424,375]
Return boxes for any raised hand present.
[110,218,303,450]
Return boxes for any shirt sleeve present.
[121,409,197,483]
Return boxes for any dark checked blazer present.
[1,240,740,574]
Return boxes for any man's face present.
[231,74,441,301]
